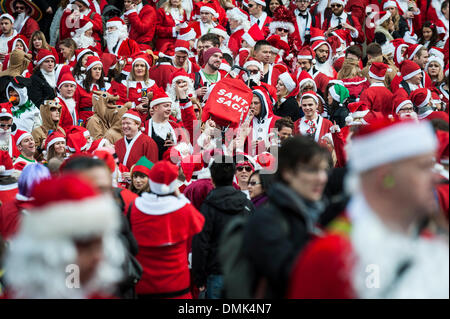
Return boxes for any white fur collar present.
[135,193,190,215]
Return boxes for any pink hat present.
[202,47,222,67]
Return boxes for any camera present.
[336,23,343,29]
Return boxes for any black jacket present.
[273,96,303,122]
[242,182,325,298]
[191,186,255,287]
[29,69,56,108]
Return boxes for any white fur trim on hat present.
[171,75,191,85]
[330,0,346,6]
[220,63,231,73]
[15,132,32,146]
[20,195,120,239]
[46,137,65,151]
[417,89,432,108]
[300,93,319,105]
[106,21,124,30]
[0,13,14,23]
[349,121,437,173]
[132,57,150,70]
[383,1,397,9]
[178,29,196,41]
[329,85,340,102]
[252,0,266,6]
[408,44,423,60]
[241,32,256,47]
[0,109,12,118]
[174,46,190,54]
[86,60,102,72]
[395,99,413,114]
[36,54,56,66]
[58,80,77,89]
[150,97,172,109]
[368,70,385,81]
[299,78,317,91]
[425,56,444,71]
[148,178,178,195]
[226,7,248,22]
[243,60,263,70]
[122,113,142,123]
[279,72,296,93]
[209,28,229,40]
[403,68,421,81]
[376,11,391,26]
[269,21,295,35]
[74,21,93,37]
[200,6,219,18]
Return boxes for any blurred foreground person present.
[288,119,449,299]
[3,175,125,299]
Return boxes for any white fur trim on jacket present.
[135,193,190,215]
[148,178,179,195]
[269,21,295,35]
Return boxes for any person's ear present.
[281,168,294,184]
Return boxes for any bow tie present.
[299,13,308,18]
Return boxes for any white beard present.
[105,32,120,54]
[74,33,95,49]
[316,60,335,78]
[0,128,11,152]
[13,13,26,32]
[41,69,56,88]
[242,73,261,84]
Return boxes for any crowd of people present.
[0,0,448,299]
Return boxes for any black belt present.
[80,107,93,112]
[137,287,190,299]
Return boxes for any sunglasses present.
[331,4,342,8]
[248,181,261,186]
[15,6,25,10]
[277,28,289,33]
[0,123,13,128]
[248,4,255,8]
[237,166,253,172]
[194,108,200,113]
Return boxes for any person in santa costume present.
[43,130,67,163]
[288,119,449,299]
[425,48,446,87]
[74,55,111,124]
[0,163,50,241]
[292,0,322,47]
[0,150,19,205]
[359,62,395,116]
[31,99,65,151]
[0,14,17,59]
[166,68,197,121]
[236,24,264,69]
[12,129,36,171]
[128,155,153,196]
[274,69,303,122]
[6,78,40,133]
[0,102,20,159]
[294,91,334,143]
[9,0,39,42]
[59,0,103,44]
[56,72,78,132]
[296,46,329,95]
[226,7,250,57]
[123,0,157,51]
[0,34,28,71]
[155,0,188,51]
[28,49,57,108]
[72,48,95,82]
[172,39,201,75]
[70,16,102,56]
[311,39,337,79]
[410,88,449,122]
[188,3,218,38]
[438,66,449,112]
[395,60,425,96]
[2,174,126,299]
[128,160,204,299]
[362,42,399,90]
[241,58,277,101]
[247,0,272,37]
[115,109,158,170]
[104,17,140,59]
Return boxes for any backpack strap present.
[194,72,202,89]
[400,80,412,96]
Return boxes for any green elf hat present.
[329,84,350,106]
[132,156,154,177]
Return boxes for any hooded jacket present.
[191,185,255,287]
[31,100,65,149]
[0,49,32,77]
[7,82,41,133]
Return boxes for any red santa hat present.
[122,109,142,124]
[21,174,120,238]
[242,24,265,47]
[251,0,266,6]
[369,11,391,28]
[405,44,424,61]
[174,39,190,55]
[0,13,14,24]
[85,55,102,72]
[297,46,316,64]
[243,58,263,71]
[269,5,295,35]
[393,42,408,67]
[226,7,249,22]
[131,52,151,70]
[219,59,231,75]
[57,72,77,89]
[0,150,14,176]
[297,70,317,91]
[150,87,172,109]
[35,49,56,66]
[148,160,179,195]
[209,25,229,40]
[75,0,91,8]
[350,119,437,173]
[345,102,370,125]
[180,153,205,183]
[310,27,325,43]
[199,3,219,18]
[436,130,449,166]
[67,125,90,139]
[70,16,94,37]
[382,0,404,15]
[311,40,332,55]
[178,26,197,41]
[93,149,116,173]
[170,68,191,85]
[400,60,421,81]
[332,29,354,47]
[14,130,32,146]
[44,131,66,152]
[410,88,432,108]
[255,152,277,172]
[0,101,13,119]
[279,71,298,93]
[66,132,88,153]
[7,34,29,53]
[75,48,95,62]
[369,62,391,81]
[267,34,290,58]
[106,17,126,30]
[392,95,413,114]
[329,0,347,6]
[300,91,319,105]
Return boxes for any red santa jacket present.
[59,9,103,43]
[148,62,178,90]
[294,115,334,143]
[115,132,159,169]
[129,194,204,297]
[0,183,18,207]
[391,71,434,94]
[322,12,365,44]
[0,195,32,240]
[188,20,217,39]
[17,17,39,43]
[56,95,79,132]
[155,7,187,51]
[110,79,160,107]
[251,13,272,38]
[359,83,395,116]
[418,110,450,122]
[124,4,157,50]
[228,28,245,57]
[74,81,112,124]
[104,38,141,59]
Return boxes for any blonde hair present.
[127,62,150,99]
[337,58,363,80]
[29,30,51,52]
[162,0,184,16]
